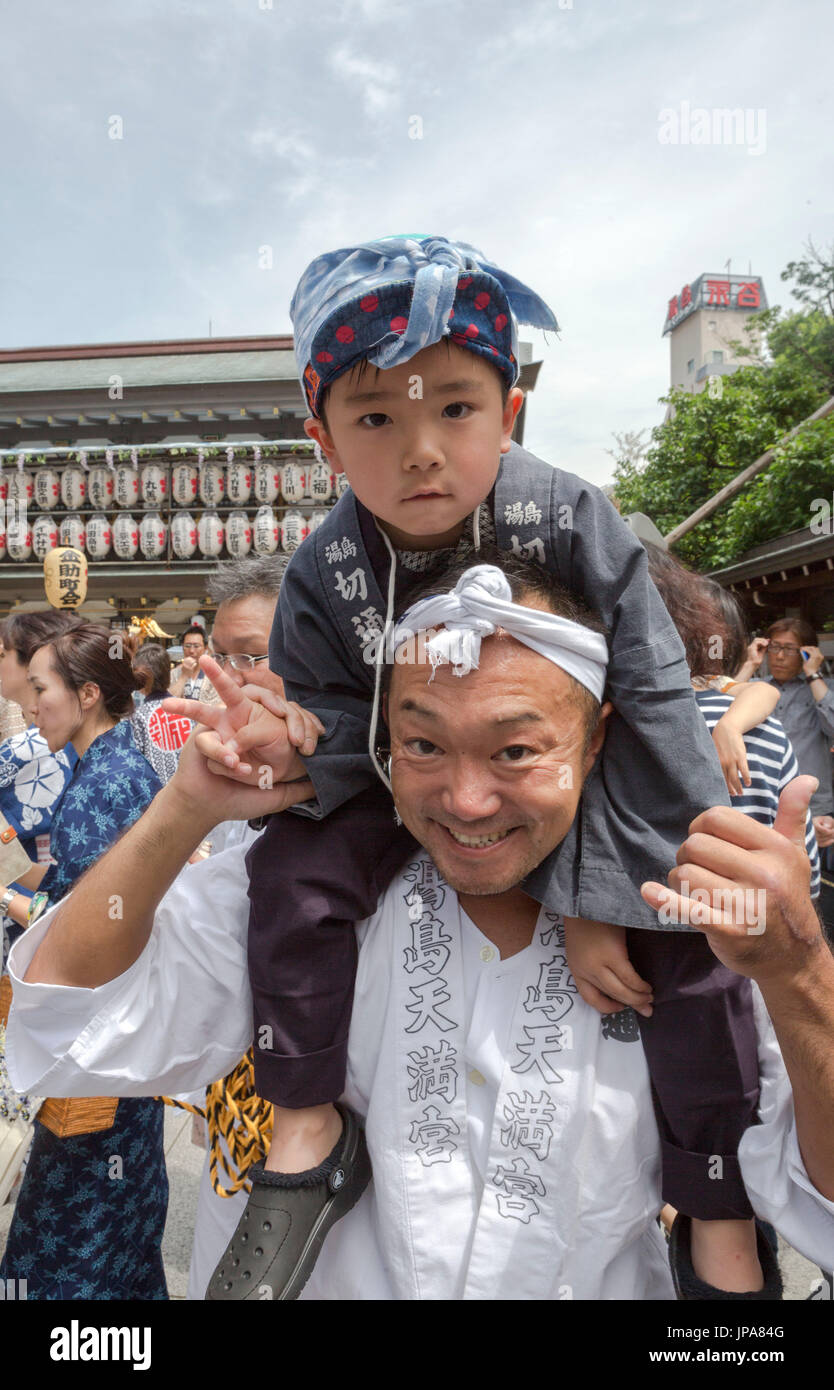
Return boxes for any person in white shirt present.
[5,560,834,1301]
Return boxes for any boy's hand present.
[168,723,316,828]
[711,715,750,797]
[564,916,654,1018]
[162,655,325,786]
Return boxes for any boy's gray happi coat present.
[271,443,730,930]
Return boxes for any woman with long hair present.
[0,623,169,1300]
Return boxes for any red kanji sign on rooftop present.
[706,280,731,306]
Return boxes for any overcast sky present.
[2,0,832,485]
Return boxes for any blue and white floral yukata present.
[0,719,169,1301]
[0,727,76,967]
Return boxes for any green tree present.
[612,244,834,570]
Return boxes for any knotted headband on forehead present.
[290,235,559,416]
[391,565,608,703]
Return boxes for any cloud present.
[327,43,400,117]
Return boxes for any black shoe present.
[668,1214,783,1301]
[206,1103,371,1301]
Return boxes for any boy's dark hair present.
[385,546,608,738]
[0,609,84,665]
[132,642,172,694]
[33,623,142,720]
[318,343,511,433]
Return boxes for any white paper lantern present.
[139,512,168,559]
[87,465,115,511]
[59,514,86,550]
[335,473,349,498]
[308,460,334,503]
[60,467,86,510]
[253,505,279,555]
[226,459,253,505]
[199,462,225,506]
[85,513,112,559]
[171,511,198,558]
[112,513,139,559]
[140,463,167,507]
[172,462,199,507]
[280,508,307,554]
[6,519,32,561]
[0,470,6,502]
[226,509,253,558]
[32,514,59,561]
[0,524,5,561]
[198,510,224,557]
[34,468,60,510]
[280,461,307,505]
[6,470,33,506]
[114,464,140,508]
[307,509,328,535]
[253,461,281,505]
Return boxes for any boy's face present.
[305,341,523,548]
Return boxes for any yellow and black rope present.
[161,1048,273,1197]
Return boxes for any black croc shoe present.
[206,1103,371,1301]
[668,1214,783,1301]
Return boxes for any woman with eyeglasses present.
[739,618,834,930]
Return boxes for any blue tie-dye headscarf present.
[290,234,559,416]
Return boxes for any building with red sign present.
[663,272,768,394]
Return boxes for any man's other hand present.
[641,776,825,984]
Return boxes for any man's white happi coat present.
[6,844,834,1299]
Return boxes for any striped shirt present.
[695,691,821,898]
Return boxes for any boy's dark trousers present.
[627,928,757,1219]
[247,782,758,1219]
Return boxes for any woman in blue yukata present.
[0,623,169,1300]
[0,612,81,966]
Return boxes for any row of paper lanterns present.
[0,460,347,511]
[0,507,324,562]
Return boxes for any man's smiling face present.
[387,633,609,897]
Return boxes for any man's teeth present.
[446,828,507,848]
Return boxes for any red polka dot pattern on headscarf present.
[303,271,518,416]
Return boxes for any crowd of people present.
[1,548,831,1302]
[0,234,832,1304]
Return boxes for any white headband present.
[391,565,608,702]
